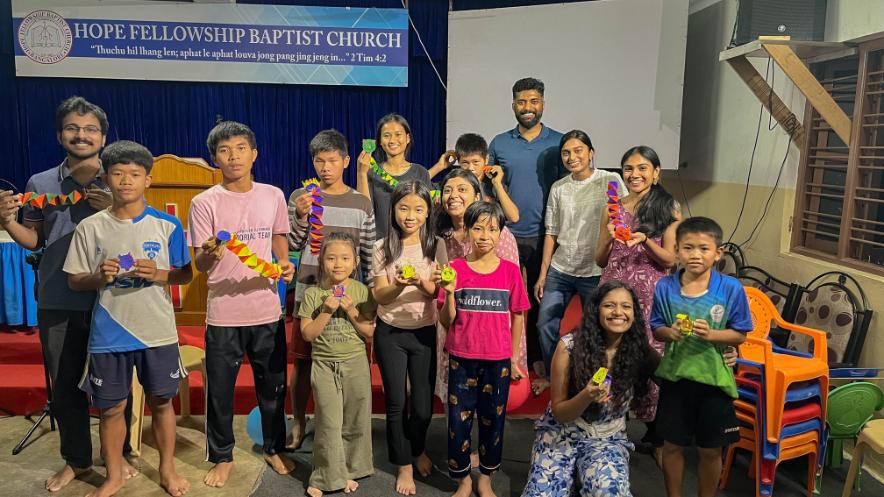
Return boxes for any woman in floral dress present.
[596,145,681,465]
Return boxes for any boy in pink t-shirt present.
[188,121,295,487]
[435,201,529,497]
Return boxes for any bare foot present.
[414,452,433,477]
[452,475,472,497]
[470,451,479,469]
[396,465,416,495]
[531,377,550,396]
[203,462,233,488]
[286,420,307,451]
[306,486,323,497]
[264,453,295,475]
[123,459,139,480]
[476,474,497,497]
[84,476,124,497]
[46,465,89,492]
[160,469,190,497]
[344,480,359,493]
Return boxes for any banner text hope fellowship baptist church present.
[13,2,409,87]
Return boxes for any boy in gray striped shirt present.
[287,129,376,450]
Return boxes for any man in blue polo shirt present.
[488,77,564,394]
[0,97,135,492]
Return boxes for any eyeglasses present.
[62,125,102,135]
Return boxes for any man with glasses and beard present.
[488,78,565,395]
[0,96,137,492]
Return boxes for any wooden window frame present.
[792,35,884,277]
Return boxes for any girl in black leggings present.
[370,180,448,495]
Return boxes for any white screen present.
[447,0,688,169]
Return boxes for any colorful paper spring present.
[361,140,439,200]
[440,265,457,285]
[362,139,400,190]
[400,264,416,280]
[303,178,324,255]
[592,367,609,385]
[216,230,282,280]
[17,191,84,209]
[676,313,694,336]
[333,284,345,298]
[606,181,632,242]
[118,252,135,271]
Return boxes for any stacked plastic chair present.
[720,287,829,497]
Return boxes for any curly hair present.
[569,280,651,422]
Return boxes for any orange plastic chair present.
[739,291,829,443]
[745,286,777,340]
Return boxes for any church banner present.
[12,2,409,87]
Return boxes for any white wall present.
[447,0,689,169]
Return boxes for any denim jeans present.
[537,267,600,373]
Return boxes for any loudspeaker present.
[735,0,827,45]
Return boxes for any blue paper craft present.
[118,253,135,271]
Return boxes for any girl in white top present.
[371,180,448,495]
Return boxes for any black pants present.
[373,320,436,466]
[38,309,132,469]
[205,319,288,462]
[515,235,543,366]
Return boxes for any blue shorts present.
[79,344,184,409]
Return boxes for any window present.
[793,37,884,275]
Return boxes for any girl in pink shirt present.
[436,201,530,497]
[370,181,447,494]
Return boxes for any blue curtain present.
[0,0,449,196]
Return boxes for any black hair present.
[383,180,437,266]
[570,280,651,422]
[434,168,483,237]
[621,146,678,238]
[463,201,506,231]
[100,140,153,173]
[455,133,488,159]
[206,121,256,157]
[55,96,108,135]
[318,232,358,283]
[374,113,412,164]
[559,129,594,153]
[676,216,724,247]
[512,77,545,99]
[309,129,349,159]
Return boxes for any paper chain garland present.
[362,139,441,200]
[606,181,632,242]
[17,191,84,209]
[303,178,325,255]
[216,230,283,280]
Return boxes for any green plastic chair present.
[822,382,884,492]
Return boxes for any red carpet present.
[0,298,582,416]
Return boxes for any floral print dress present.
[600,209,668,422]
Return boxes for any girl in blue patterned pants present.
[523,281,656,497]
[522,281,737,497]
